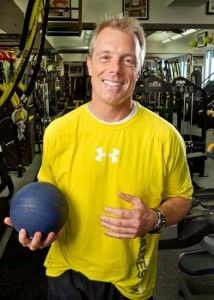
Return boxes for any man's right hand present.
[4,217,57,251]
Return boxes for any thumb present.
[118,192,144,209]
[4,217,13,227]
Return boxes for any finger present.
[19,229,43,251]
[4,217,13,226]
[118,192,144,209]
[39,232,57,249]
[28,232,44,251]
[104,230,135,239]
[100,214,135,228]
[101,220,137,235]
[18,228,33,247]
[103,207,135,218]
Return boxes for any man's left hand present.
[100,192,158,238]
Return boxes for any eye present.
[99,55,110,62]
[123,56,135,67]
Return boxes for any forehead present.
[94,27,139,52]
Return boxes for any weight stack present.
[0,110,36,172]
[20,114,35,166]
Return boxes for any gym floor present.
[0,128,213,300]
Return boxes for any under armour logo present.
[109,148,120,163]
[95,147,120,163]
[95,147,107,162]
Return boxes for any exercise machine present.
[178,234,214,300]
[159,151,214,299]
[0,0,49,175]
[171,77,208,178]
[0,149,14,234]
[143,75,173,123]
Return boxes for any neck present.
[88,100,134,122]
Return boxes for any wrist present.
[148,208,166,234]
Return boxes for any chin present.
[107,98,129,106]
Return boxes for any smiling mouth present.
[103,80,123,87]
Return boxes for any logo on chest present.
[95,147,120,163]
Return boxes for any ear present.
[87,56,92,76]
[136,71,141,81]
[137,66,142,80]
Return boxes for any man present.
[5,16,193,300]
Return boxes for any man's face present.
[87,27,142,106]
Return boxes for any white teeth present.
[103,80,122,87]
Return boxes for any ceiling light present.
[162,38,171,43]
[171,34,183,40]
[182,29,198,36]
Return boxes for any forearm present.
[158,196,192,227]
[100,193,192,238]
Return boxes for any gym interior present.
[0,0,214,299]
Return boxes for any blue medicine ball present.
[10,181,68,238]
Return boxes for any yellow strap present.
[0,83,24,108]
[0,0,43,107]
[207,143,214,152]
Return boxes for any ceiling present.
[0,0,213,55]
[164,0,208,7]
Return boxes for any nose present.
[109,58,121,74]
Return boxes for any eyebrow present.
[95,50,136,58]
[95,50,112,56]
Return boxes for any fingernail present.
[20,229,25,234]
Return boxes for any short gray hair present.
[88,15,146,68]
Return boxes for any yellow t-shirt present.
[37,102,193,300]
